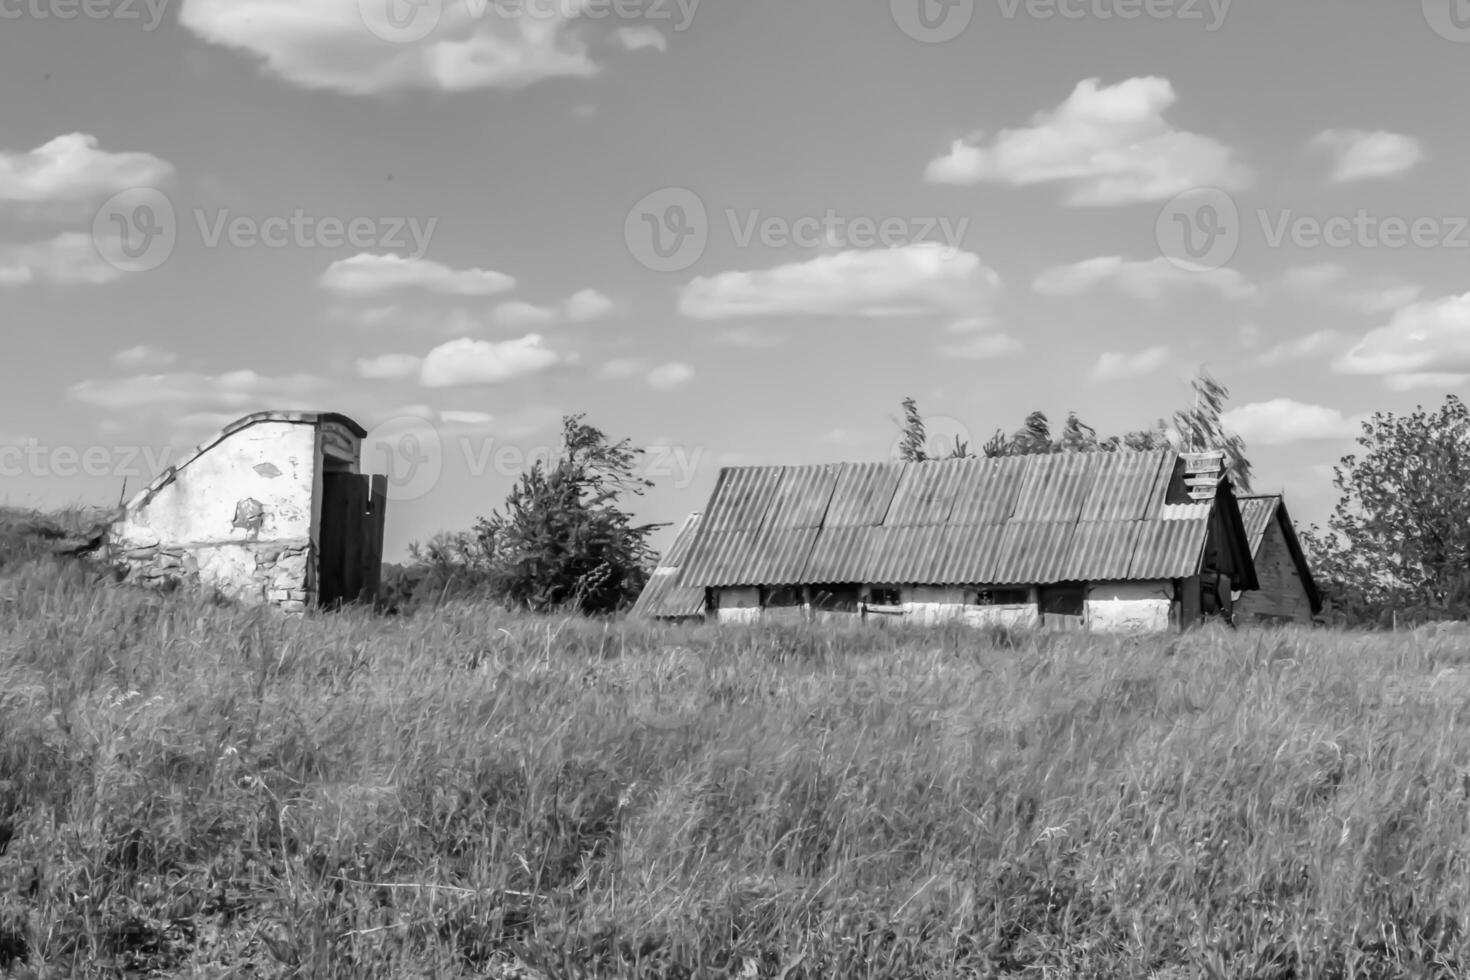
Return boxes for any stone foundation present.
[107,535,316,612]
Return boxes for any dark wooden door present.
[319,473,387,609]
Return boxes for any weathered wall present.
[715,587,762,624]
[1235,518,1314,624]
[1086,581,1173,633]
[107,421,320,611]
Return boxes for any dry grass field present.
[3,511,1470,978]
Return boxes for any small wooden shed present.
[104,411,387,611]
[1233,494,1322,625]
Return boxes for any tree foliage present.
[897,397,973,461]
[1303,395,1470,625]
[403,415,663,615]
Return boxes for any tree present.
[469,415,664,615]
[1171,371,1252,491]
[896,397,974,461]
[1303,395,1470,625]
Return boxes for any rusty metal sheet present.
[948,456,1027,525]
[1078,451,1173,521]
[765,464,841,529]
[823,462,904,527]
[702,467,786,532]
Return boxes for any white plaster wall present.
[901,586,969,626]
[114,421,317,546]
[715,587,762,625]
[960,605,1041,630]
[1086,581,1173,634]
[108,421,320,606]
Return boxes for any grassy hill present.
[2,515,1470,977]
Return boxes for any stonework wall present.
[106,420,321,611]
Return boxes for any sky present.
[1,0,1468,558]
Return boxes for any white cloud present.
[647,362,695,389]
[679,244,1003,320]
[1221,400,1365,445]
[1276,263,1421,315]
[0,232,129,286]
[597,357,647,380]
[419,334,560,387]
[1090,346,1170,382]
[440,410,495,427]
[940,333,1023,360]
[1311,129,1424,182]
[611,25,668,53]
[924,77,1249,206]
[319,253,515,297]
[113,345,177,370]
[1334,294,1470,384]
[1033,255,1255,304]
[564,288,615,322]
[0,133,174,209]
[356,353,423,380]
[491,300,560,330]
[69,369,325,415]
[1258,330,1352,366]
[177,0,600,95]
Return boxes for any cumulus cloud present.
[1089,346,1170,382]
[490,300,560,330]
[1311,129,1424,182]
[0,232,130,286]
[1033,256,1255,304]
[319,253,515,297]
[646,362,695,389]
[178,0,601,95]
[1258,330,1352,366]
[924,77,1249,206]
[419,334,561,387]
[678,244,1003,320]
[1334,294,1470,385]
[113,346,178,370]
[68,369,326,415]
[356,353,423,380]
[597,357,647,380]
[1221,400,1365,445]
[1276,263,1421,315]
[0,133,174,209]
[564,288,615,322]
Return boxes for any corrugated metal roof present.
[1236,494,1280,557]
[678,451,1222,588]
[630,513,707,619]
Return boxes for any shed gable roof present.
[1236,494,1323,614]
[678,451,1244,588]
[629,512,708,619]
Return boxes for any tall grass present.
[3,546,1470,977]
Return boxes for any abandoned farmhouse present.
[635,449,1321,632]
[103,411,388,612]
